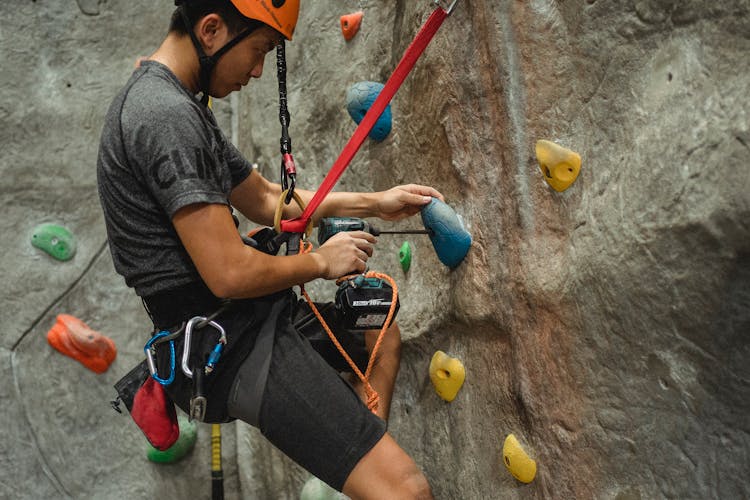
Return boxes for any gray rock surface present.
[1,0,748,499]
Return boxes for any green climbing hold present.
[399,241,412,273]
[31,223,76,261]
[300,477,349,500]
[146,415,197,464]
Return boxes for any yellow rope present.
[211,424,221,472]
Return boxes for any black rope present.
[276,40,297,204]
[277,40,292,157]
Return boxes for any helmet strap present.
[179,8,258,106]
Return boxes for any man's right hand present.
[313,230,377,279]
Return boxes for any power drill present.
[335,274,400,331]
[318,217,424,331]
[317,217,428,246]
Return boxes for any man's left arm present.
[230,169,444,226]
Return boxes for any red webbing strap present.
[280,6,450,234]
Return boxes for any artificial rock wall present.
[1,1,748,499]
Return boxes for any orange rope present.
[297,242,398,415]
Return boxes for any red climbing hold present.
[47,314,117,374]
[340,11,363,41]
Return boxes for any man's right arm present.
[171,202,376,299]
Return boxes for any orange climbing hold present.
[340,11,363,41]
[47,314,117,374]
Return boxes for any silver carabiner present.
[181,316,226,378]
[434,0,459,15]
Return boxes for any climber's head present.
[170,0,299,99]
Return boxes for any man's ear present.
[195,13,226,53]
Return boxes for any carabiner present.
[145,331,176,386]
[181,316,227,378]
[284,175,296,204]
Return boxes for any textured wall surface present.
[0,2,241,499]
[1,0,748,499]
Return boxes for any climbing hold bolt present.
[31,223,76,261]
[535,139,581,192]
[399,241,412,273]
[147,415,198,464]
[340,11,363,41]
[47,314,117,373]
[346,81,392,142]
[300,476,349,500]
[429,350,466,402]
[420,198,471,268]
[503,434,537,483]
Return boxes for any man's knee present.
[400,467,433,499]
[343,433,433,500]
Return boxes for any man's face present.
[209,25,281,98]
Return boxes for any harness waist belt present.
[142,281,224,330]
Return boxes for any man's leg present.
[342,433,433,500]
[350,322,402,420]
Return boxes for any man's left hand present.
[375,184,445,221]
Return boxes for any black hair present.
[169,0,257,37]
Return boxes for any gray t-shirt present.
[97,61,252,297]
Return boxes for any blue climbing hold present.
[346,81,392,141]
[420,198,472,268]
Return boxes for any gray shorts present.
[227,299,386,491]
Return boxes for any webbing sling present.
[280,2,456,234]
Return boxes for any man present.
[97,1,439,498]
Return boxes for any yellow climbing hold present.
[503,434,537,483]
[429,350,465,402]
[535,139,581,192]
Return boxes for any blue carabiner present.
[144,331,176,386]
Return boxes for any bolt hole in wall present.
[668,72,673,81]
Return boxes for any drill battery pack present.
[335,276,400,331]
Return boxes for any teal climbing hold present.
[420,198,471,268]
[346,81,392,141]
[399,241,412,272]
[31,223,76,261]
[146,415,197,464]
[300,477,349,500]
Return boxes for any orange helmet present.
[230,0,299,40]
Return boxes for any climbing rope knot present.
[365,385,379,412]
